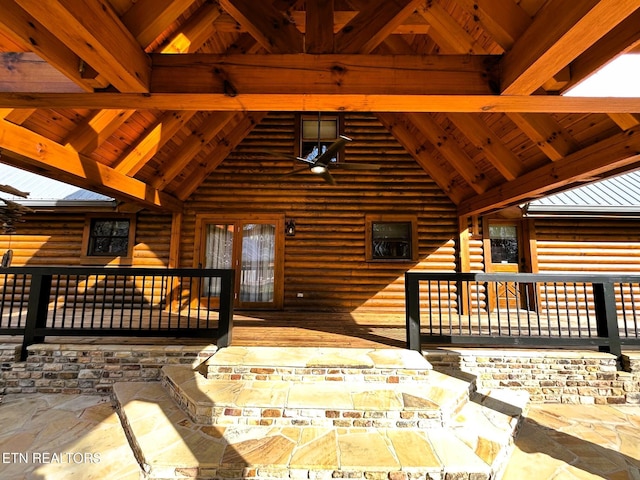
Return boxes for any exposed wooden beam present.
[16,0,151,93]
[0,30,28,52]
[0,2,98,92]
[306,0,334,53]
[3,92,640,113]
[150,53,496,95]
[219,11,430,34]
[454,0,531,51]
[0,118,182,211]
[609,113,640,130]
[63,110,136,154]
[506,113,579,161]
[0,109,36,125]
[405,113,491,193]
[159,2,224,53]
[114,111,197,176]
[501,0,640,95]
[152,112,236,189]
[177,112,268,200]
[0,52,87,93]
[565,8,640,93]
[446,113,524,180]
[458,126,640,216]
[335,0,423,53]
[218,0,303,53]
[541,66,571,92]
[417,1,490,54]
[376,113,469,204]
[121,0,195,49]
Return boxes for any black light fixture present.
[285,219,296,236]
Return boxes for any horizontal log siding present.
[0,211,173,306]
[534,218,640,273]
[533,218,640,318]
[182,112,458,312]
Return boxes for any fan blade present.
[338,163,381,170]
[263,150,313,164]
[317,169,336,185]
[314,135,352,166]
[277,165,312,179]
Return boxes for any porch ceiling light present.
[310,164,327,174]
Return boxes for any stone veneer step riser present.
[206,367,433,384]
[162,367,472,429]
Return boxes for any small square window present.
[81,215,135,264]
[88,219,130,255]
[366,216,418,262]
[299,114,342,163]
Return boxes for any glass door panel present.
[239,223,276,305]
[203,223,235,297]
[200,217,282,309]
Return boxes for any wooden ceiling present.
[1,0,640,216]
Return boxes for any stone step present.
[162,365,472,428]
[113,381,526,480]
[204,346,432,384]
[449,389,530,478]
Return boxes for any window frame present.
[297,113,344,163]
[365,215,418,262]
[80,214,136,265]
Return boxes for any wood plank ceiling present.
[0,0,640,216]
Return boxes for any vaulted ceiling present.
[1,0,640,217]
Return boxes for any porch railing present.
[405,272,640,357]
[0,267,235,360]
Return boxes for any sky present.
[564,53,640,97]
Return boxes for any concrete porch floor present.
[1,394,639,479]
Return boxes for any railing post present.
[593,281,622,358]
[405,273,422,351]
[22,271,52,361]
[216,269,235,349]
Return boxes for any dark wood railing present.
[0,267,235,360]
[405,272,640,357]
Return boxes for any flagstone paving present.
[1,394,640,479]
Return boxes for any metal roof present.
[525,169,640,216]
[0,163,114,206]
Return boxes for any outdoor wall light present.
[285,219,296,236]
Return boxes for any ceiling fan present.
[267,114,381,185]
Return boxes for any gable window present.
[366,215,418,262]
[299,114,343,163]
[81,215,135,264]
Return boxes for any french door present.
[197,215,284,309]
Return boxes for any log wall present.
[0,211,172,268]
[180,112,459,313]
[532,217,640,318]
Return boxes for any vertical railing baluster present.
[494,281,501,335]
[574,282,582,338]
[630,282,639,338]
[619,283,629,338]
[564,282,572,337]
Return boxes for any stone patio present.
[113,346,527,479]
[1,346,640,479]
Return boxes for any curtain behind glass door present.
[240,223,275,303]
[204,224,234,296]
